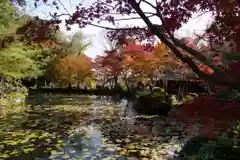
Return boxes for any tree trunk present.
[114,76,118,89]
[130,1,240,90]
[68,82,72,89]
[123,78,131,92]
[149,78,154,94]
[36,78,39,89]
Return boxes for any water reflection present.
[0,94,191,160]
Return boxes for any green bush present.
[152,87,166,94]
[133,94,171,115]
[177,135,235,160]
[0,91,27,117]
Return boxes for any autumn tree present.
[38,30,92,86]
[74,55,93,88]
[122,42,156,87]
[0,1,62,94]
[55,54,92,88]
[148,42,184,79]
[39,0,240,89]
[97,50,123,89]
[95,39,150,90]
[55,55,76,88]
[121,40,183,82]
[95,39,181,90]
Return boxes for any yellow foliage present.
[55,54,92,86]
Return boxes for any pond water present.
[0,94,195,160]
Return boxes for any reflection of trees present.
[25,93,93,106]
[98,115,186,159]
[26,94,127,107]
[68,132,86,152]
[95,95,123,105]
[67,126,101,155]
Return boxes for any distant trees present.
[38,0,240,89]
[94,39,184,90]
[0,0,94,91]
[0,1,59,95]
[55,31,92,56]
[55,54,93,88]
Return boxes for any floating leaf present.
[106,148,115,152]
[0,153,10,158]
[62,153,70,159]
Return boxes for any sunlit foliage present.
[55,54,93,88]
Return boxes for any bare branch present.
[128,0,236,87]
[49,13,70,19]
[57,0,71,15]
[113,13,156,21]
[142,0,156,9]
[155,0,173,37]
[137,0,143,5]
[86,22,145,31]
[102,11,156,16]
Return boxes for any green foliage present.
[0,91,27,117]
[178,135,211,159]
[223,52,240,62]
[7,91,27,101]
[134,94,171,115]
[0,76,27,97]
[0,1,58,117]
[0,0,29,35]
[215,89,240,101]
[168,94,179,106]
[152,87,167,102]
[167,93,197,107]
[178,135,235,160]
[0,0,16,33]
[0,42,46,79]
[181,93,197,103]
[0,0,49,95]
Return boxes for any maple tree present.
[54,54,93,88]
[122,40,187,80]
[95,39,181,90]
[15,17,60,44]
[173,93,240,138]
[36,0,240,89]
[75,55,93,88]
[94,50,123,88]
[0,1,65,92]
[122,42,158,81]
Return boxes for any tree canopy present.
[36,0,240,89]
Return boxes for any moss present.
[133,94,171,115]
[177,135,236,160]
[178,135,211,159]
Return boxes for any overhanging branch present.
[87,22,146,31]
[142,0,156,9]
[114,13,156,21]
[128,0,240,88]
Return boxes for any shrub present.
[133,94,171,115]
[173,92,240,137]
[177,136,234,160]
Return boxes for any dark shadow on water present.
[25,93,94,106]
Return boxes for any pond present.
[0,94,196,160]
